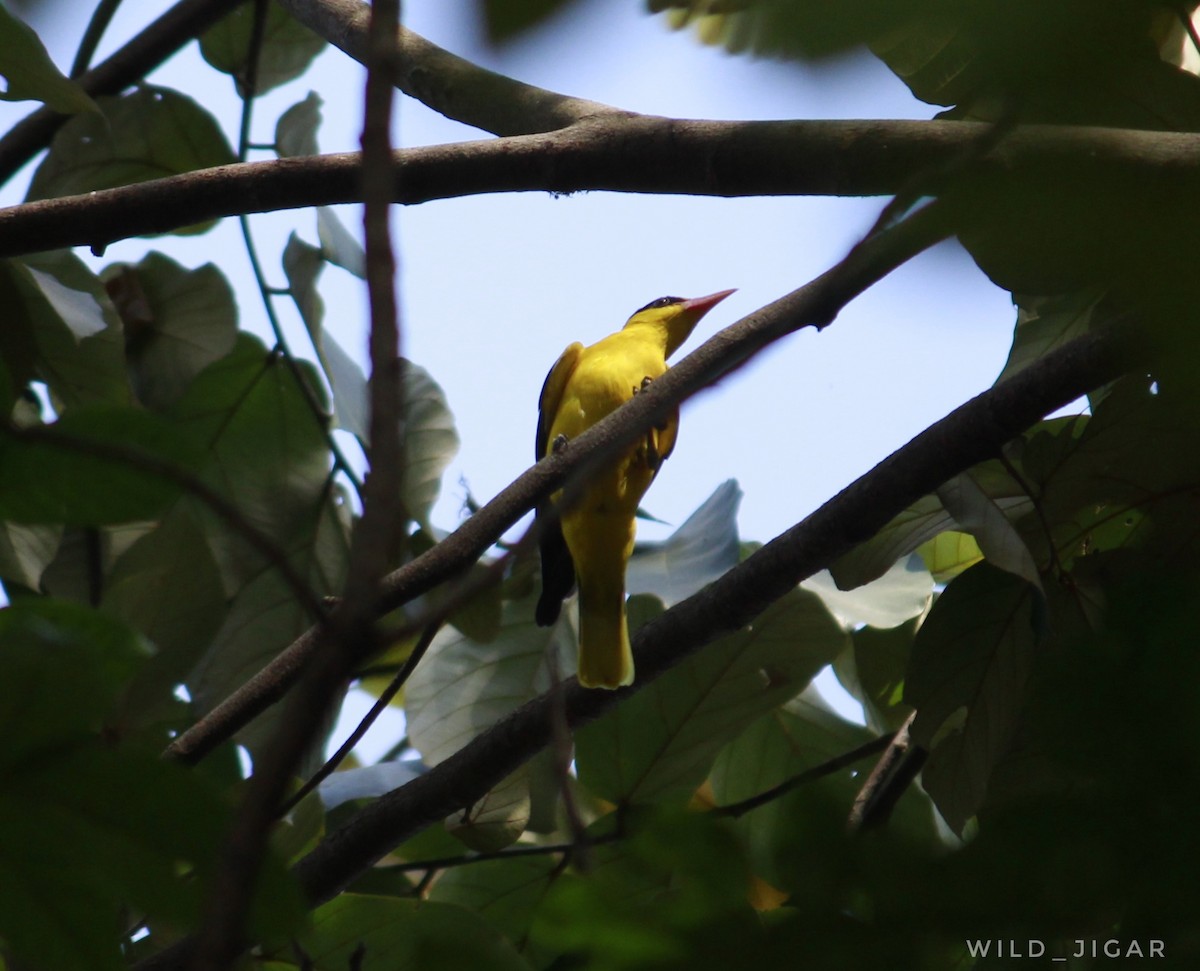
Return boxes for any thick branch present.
[276,0,612,134]
[0,0,250,186]
[3,119,1200,259]
[162,202,951,766]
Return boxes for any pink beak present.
[680,289,736,316]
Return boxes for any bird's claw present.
[551,433,569,453]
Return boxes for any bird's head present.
[624,289,736,359]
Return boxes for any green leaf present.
[575,588,847,805]
[282,894,531,971]
[103,510,228,728]
[834,621,917,734]
[832,462,1031,590]
[445,764,532,852]
[802,553,932,630]
[626,479,741,607]
[188,488,350,771]
[168,334,332,587]
[27,85,236,234]
[906,563,1039,834]
[0,407,202,525]
[398,360,461,531]
[916,530,982,582]
[710,689,939,892]
[0,521,62,589]
[407,593,569,767]
[276,91,322,158]
[283,233,368,442]
[481,0,582,42]
[937,470,1042,592]
[431,855,559,960]
[317,207,366,279]
[996,290,1103,387]
[200,0,326,97]
[0,251,130,409]
[103,253,238,411]
[0,6,97,114]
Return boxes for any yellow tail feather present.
[576,582,634,689]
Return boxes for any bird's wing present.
[535,341,584,626]
[536,341,583,459]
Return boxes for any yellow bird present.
[535,290,735,689]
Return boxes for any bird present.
[534,290,735,689]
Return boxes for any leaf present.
[168,334,332,588]
[0,407,202,526]
[802,553,932,630]
[431,855,560,959]
[0,5,97,114]
[276,91,322,158]
[281,894,531,971]
[0,601,305,971]
[995,290,1103,387]
[317,207,366,279]
[916,530,982,582]
[937,470,1042,592]
[833,620,916,734]
[446,765,532,852]
[282,233,368,442]
[906,563,1039,834]
[0,251,130,409]
[832,462,1031,590]
[482,0,582,42]
[0,521,61,589]
[188,488,350,771]
[399,360,461,531]
[318,761,424,810]
[626,479,741,607]
[653,0,937,60]
[103,253,239,411]
[103,510,228,728]
[574,588,847,805]
[200,0,326,97]
[710,689,939,892]
[27,85,236,234]
[407,593,568,767]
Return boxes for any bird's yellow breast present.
[548,329,667,444]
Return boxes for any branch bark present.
[2,118,1200,259]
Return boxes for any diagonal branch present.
[276,0,613,135]
[162,200,952,767]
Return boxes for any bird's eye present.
[636,296,684,313]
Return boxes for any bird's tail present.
[576,574,634,689]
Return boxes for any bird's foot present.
[551,433,569,453]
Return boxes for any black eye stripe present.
[635,296,684,313]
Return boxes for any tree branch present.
[0,0,251,187]
[162,200,952,767]
[275,0,613,135]
[3,118,1200,259]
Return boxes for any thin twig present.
[846,711,926,833]
[279,620,440,817]
[69,0,126,78]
